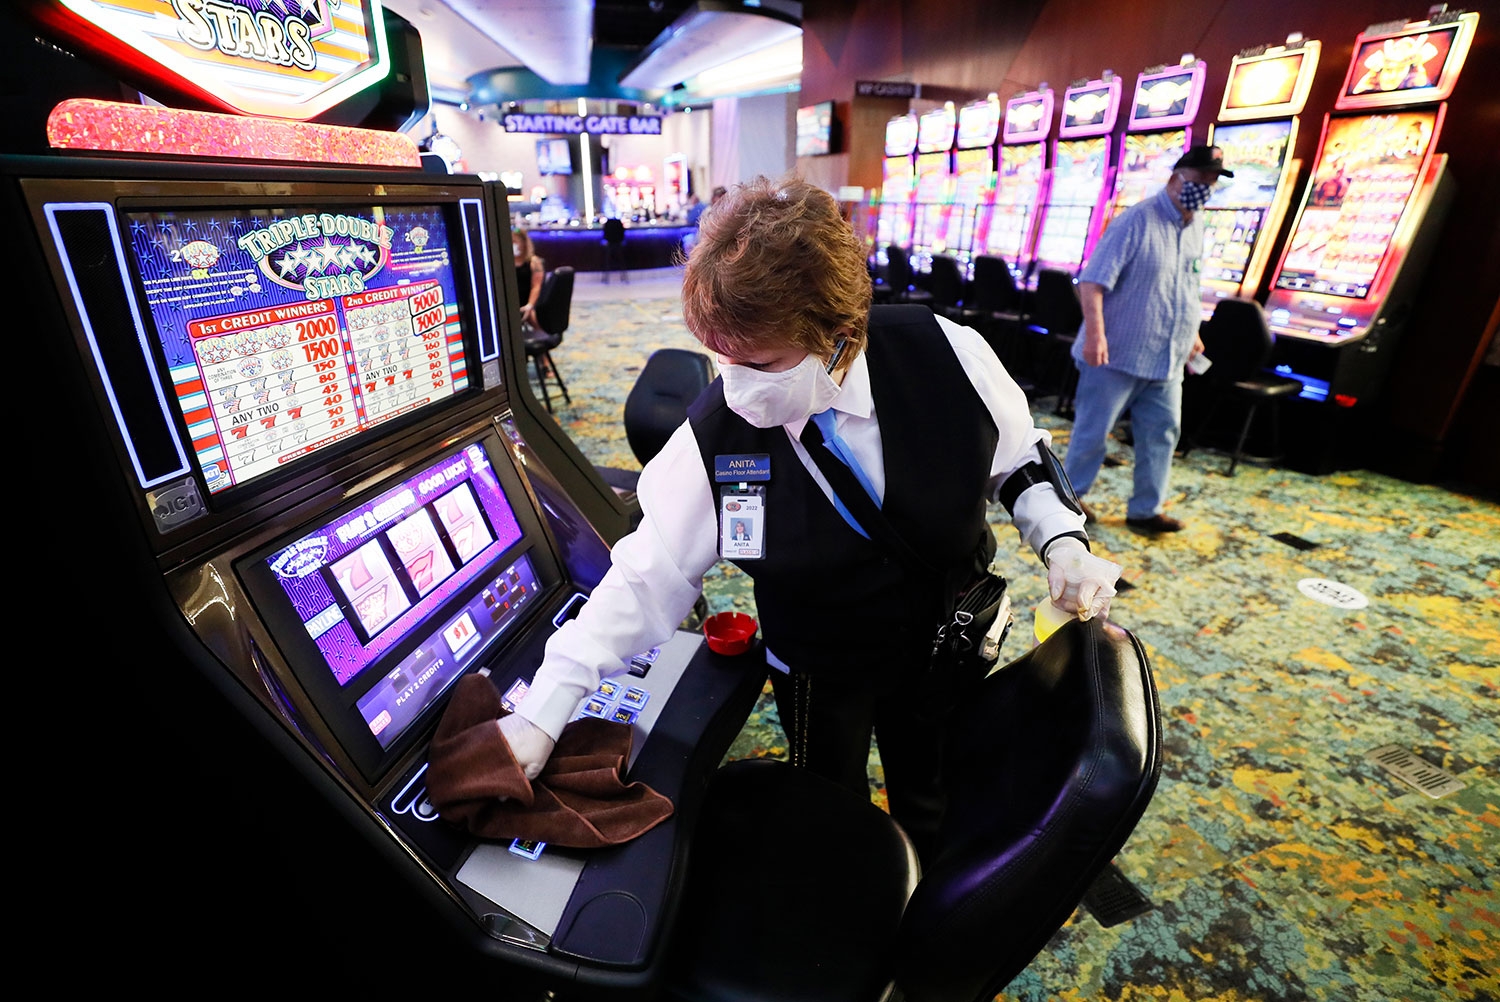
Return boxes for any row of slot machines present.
[13,4,764,987]
[870,8,1478,472]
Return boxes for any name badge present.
[714,454,771,483]
[720,491,765,560]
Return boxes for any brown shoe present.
[1078,500,1097,523]
[1125,513,1185,533]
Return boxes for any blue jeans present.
[1064,363,1183,520]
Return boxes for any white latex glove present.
[1045,537,1121,621]
[497,713,556,781]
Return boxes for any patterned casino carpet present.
[533,286,1498,1002]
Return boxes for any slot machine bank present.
[12,2,764,989]
[1262,9,1478,472]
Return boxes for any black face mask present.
[1179,180,1213,211]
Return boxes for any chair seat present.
[524,331,561,353]
[1230,374,1301,398]
[661,759,918,1002]
[959,307,1022,325]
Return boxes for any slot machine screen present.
[884,115,919,157]
[985,143,1045,266]
[1003,93,1053,144]
[1129,68,1201,128]
[1345,24,1459,103]
[1062,85,1116,133]
[125,202,475,495]
[1274,110,1436,300]
[956,98,1001,149]
[913,151,953,250]
[1108,129,1188,223]
[1200,119,1293,285]
[1034,137,1109,270]
[241,436,555,774]
[1224,51,1309,116]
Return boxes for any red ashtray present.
[703,611,758,655]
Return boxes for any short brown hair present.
[682,175,871,369]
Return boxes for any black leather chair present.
[966,253,1022,318]
[928,253,966,320]
[1180,297,1302,475]
[523,266,574,412]
[595,347,715,500]
[662,617,1163,1002]
[1026,268,1085,416]
[885,243,933,306]
[963,253,1026,367]
[601,217,628,283]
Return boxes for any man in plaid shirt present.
[1063,145,1233,533]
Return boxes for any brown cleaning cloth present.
[426,674,674,848]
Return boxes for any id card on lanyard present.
[715,453,769,560]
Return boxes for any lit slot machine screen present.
[985,143,1045,269]
[913,152,952,251]
[944,147,993,258]
[247,440,540,759]
[878,158,915,249]
[126,204,474,495]
[1035,137,1109,270]
[1108,129,1188,222]
[1200,119,1294,285]
[1274,110,1436,299]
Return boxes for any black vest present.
[687,305,998,674]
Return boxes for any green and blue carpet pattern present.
[533,295,1498,1002]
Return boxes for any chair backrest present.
[623,348,715,466]
[893,617,1162,1002]
[603,218,626,244]
[928,254,964,309]
[533,266,574,338]
[886,243,913,292]
[1200,296,1275,384]
[1030,268,1083,336]
[970,254,1019,314]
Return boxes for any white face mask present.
[720,352,841,429]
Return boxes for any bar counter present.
[525,223,696,272]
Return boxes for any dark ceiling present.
[593,0,695,51]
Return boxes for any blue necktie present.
[809,408,880,539]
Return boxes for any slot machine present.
[14,0,764,986]
[1098,56,1206,234]
[909,102,958,273]
[975,86,1055,284]
[941,95,1002,276]
[874,113,919,267]
[1031,72,1121,283]
[1263,8,1478,472]
[1199,33,1322,316]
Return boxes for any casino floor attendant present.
[498,177,1121,857]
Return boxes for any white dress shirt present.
[516,314,1087,740]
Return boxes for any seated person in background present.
[513,228,545,327]
[498,176,1120,859]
